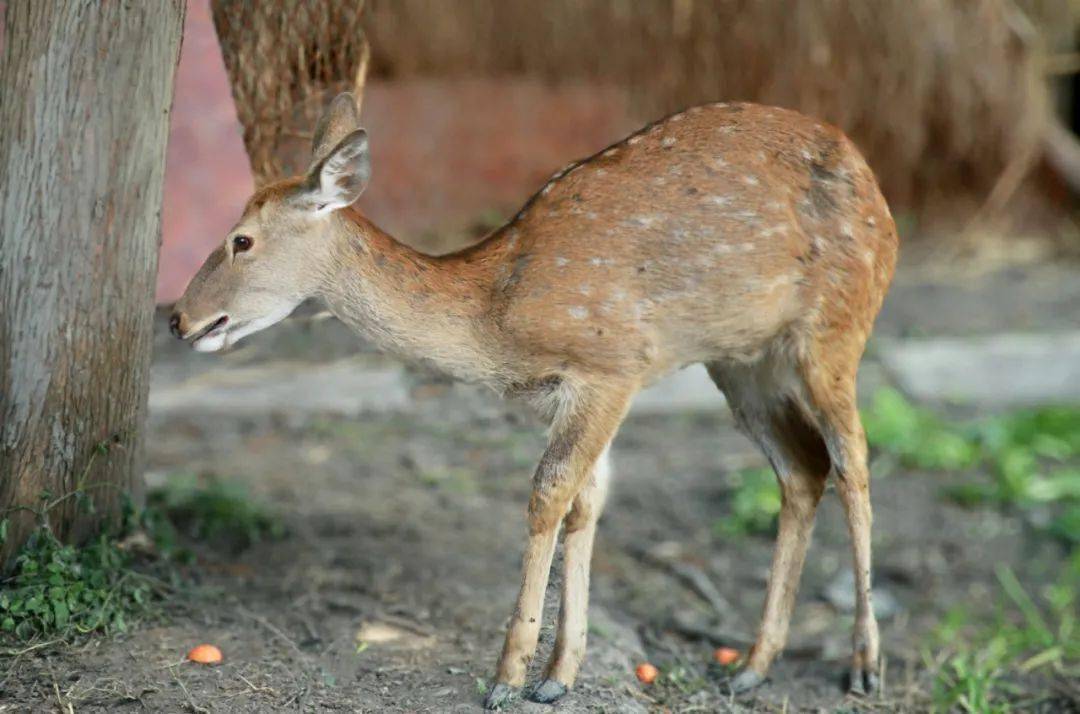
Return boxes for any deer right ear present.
[312,92,361,161]
[299,129,371,215]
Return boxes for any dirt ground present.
[2,262,1078,713]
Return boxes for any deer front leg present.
[484,383,633,710]
[531,445,612,703]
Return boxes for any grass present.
[925,562,1079,712]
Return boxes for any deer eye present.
[233,235,253,253]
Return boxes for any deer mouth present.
[188,315,229,346]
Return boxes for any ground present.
[2,261,1078,712]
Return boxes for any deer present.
[170,88,897,707]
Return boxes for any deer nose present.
[169,312,184,339]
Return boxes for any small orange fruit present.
[635,662,659,684]
[186,644,223,664]
[713,647,740,666]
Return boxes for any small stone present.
[822,570,902,620]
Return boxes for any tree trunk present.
[0,0,186,566]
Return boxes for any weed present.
[926,565,1080,712]
[714,467,781,537]
[862,387,979,470]
[862,388,1080,546]
[146,473,285,550]
[0,522,166,643]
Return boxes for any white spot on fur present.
[541,184,553,196]
[841,222,854,238]
[670,112,685,122]
[595,168,608,177]
[630,215,661,229]
[555,256,569,267]
[730,209,759,223]
[706,195,731,207]
[568,306,588,320]
[590,257,614,266]
[743,175,760,186]
[603,148,619,158]
[661,136,677,148]
[628,135,643,145]
[866,216,877,227]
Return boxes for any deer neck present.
[319,209,505,383]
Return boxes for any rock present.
[878,332,1080,406]
[822,570,902,620]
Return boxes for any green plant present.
[0,523,164,643]
[715,467,781,537]
[862,387,979,470]
[863,388,1080,546]
[926,565,1079,713]
[146,473,285,550]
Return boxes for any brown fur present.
[172,97,898,705]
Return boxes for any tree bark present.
[0,0,186,566]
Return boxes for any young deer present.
[171,92,897,707]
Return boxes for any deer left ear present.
[312,92,361,161]
[301,129,370,215]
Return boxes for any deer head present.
[170,93,371,352]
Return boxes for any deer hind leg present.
[484,382,633,710]
[530,444,612,703]
[802,364,881,695]
[707,362,831,693]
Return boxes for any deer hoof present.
[529,679,568,703]
[847,667,879,696]
[483,683,518,710]
[727,668,765,695]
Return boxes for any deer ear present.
[312,92,360,161]
[300,129,371,214]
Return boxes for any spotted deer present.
[171,90,897,706]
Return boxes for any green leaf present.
[53,600,69,628]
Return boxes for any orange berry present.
[713,647,740,666]
[635,662,659,684]
[186,644,223,664]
